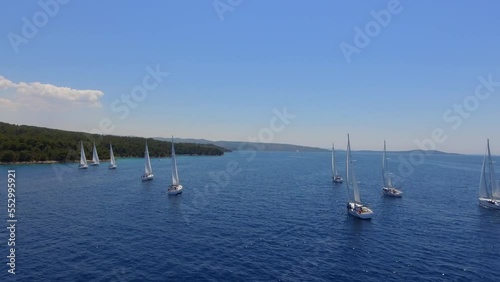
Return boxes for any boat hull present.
[347,202,373,219]
[79,165,88,169]
[382,187,402,197]
[332,176,343,183]
[479,198,500,210]
[141,174,154,181]
[108,165,117,169]
[168,185,183,195]
[91,163,99,166]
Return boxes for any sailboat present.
[345,134,373,219]
[108,143,117,169]
[168,136,183,195]
[478,139,500,209]
[382,141,402,197]
[91,143,100,166]
[79,141,88,169]
[332,142,343,183]
[141,142,154,181]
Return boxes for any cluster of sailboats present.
[78,142,108,168]
[330,135,401,219]
[76,132,499,209]
[78,137,183,195]
[331,135,500,219]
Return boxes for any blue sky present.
[1,0,499,154]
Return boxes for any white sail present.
[144,142,153,175]
[479,139,500,199]
[479,150,490,199]
[92,143,100,164]
[346,135,361,203]
[109,144,116,166]
[382,141,393,188]
[492,176,500,200]
[171,136,180,186]
[332,142,338,177]
[487,139,500,199]
[80,141,87,166]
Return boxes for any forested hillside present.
[0,122,228,163]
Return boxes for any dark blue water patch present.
[0,152,499,281]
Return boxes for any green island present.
[0,122,229,163]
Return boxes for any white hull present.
[79,164,88,169]
[91,163,99,166]
[168,184,183,195]
[382,187,402,197]
[332,176,343,183]
[141,174,154,181]
[108,164,117,169]
[347,202,373,219]
[479,198,500,210]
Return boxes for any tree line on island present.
[0,122,229,163]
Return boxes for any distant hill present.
[0,122,227,163]
[155,138,328,152]
[155,138,462,155]
[355,150,462,155]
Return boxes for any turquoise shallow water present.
[1,151,499,281]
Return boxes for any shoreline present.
[0,161,60,165]
[0,155,224,165]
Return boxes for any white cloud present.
[0,77,15,89]
[0,75,104,110]
[0,97,17,110]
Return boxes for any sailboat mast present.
[80,141,86,165]
[479,149,490,199]
[109,143,115,165]
[383,140,390,187]
[171,136,180,185]
[487,139,499,199]
[488,139,494,195]
[332,142,335,176]
[347,135,361,203]
[144,142,152,174]
[345,135,352,202]
[92,143,99,164]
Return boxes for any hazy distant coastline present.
[155,138,463,155]
[353,150,462,155]
[155,137,329,152]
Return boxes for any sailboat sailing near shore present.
[382,141,402,197]
[79,141,88,169]
[332,142,343,183]
[108,143,117,169]
[141,142,154,181]
[91,143,100,166]
[479,139,500,209]
[168,136,183,195]
[345,134,373,219]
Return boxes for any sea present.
[1,151,499,281]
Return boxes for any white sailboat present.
[108,143,117,169]
[382,141,402,197]
[332,142,343,183]
[91,143,100,166]
[168,136,183,195]
[479,139,500,209]
[141,142,154,181]
[79,141,88,169]
[345,134,373,219]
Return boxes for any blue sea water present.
[1,151,499,281]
